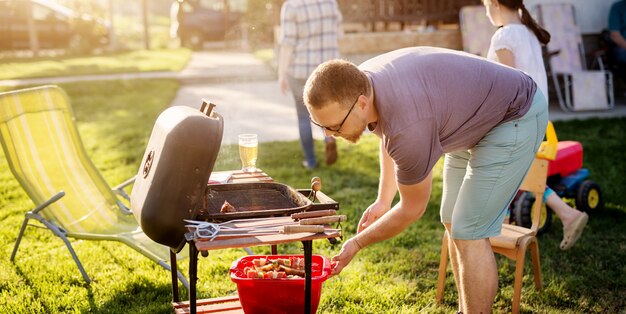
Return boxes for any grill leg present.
[303,240,312,314]
[170,250,179,302]
[189,242,199,314]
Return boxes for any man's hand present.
[358,200,391,233]
[330,238,361,276]
[278,76,289,95]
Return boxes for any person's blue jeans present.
[613,46,626,64]
[613,46,626,80]
[288,75,318,168]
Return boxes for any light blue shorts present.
[440,90,549,240]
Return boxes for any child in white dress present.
[483,0,588,250]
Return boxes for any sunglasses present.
[309,92,363,134]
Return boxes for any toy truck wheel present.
[511,191,552,235]
[576,180,603,212]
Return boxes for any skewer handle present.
[282,225,325,233]
[291,209,337,220]
[299,215,346,225]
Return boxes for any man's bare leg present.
[444,224,464,312]
[455,238,498,313]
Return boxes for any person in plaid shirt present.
[278,0,343,169]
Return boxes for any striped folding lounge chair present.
[0,85,188,289]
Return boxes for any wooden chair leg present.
[512,237,531,314]
[436,231,449,303]
[529,238,542,289]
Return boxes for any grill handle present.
[200,99,216,117]
[298,189,339,211]
[297,189,342,245]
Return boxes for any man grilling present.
[303,46,548,313]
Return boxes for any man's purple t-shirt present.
[360,47,537,185]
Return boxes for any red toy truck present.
[510,124,603,234]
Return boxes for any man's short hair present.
[304,59,369,110]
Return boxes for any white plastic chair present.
[536,3,614,111]
[0,85,189,289]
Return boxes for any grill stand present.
[170,250,180,302]
[170,173,340,314]
[172,234,340,314]
[303,240,313,313]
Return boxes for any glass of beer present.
[238,134,258,172]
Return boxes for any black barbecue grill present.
[130,102,339,250]
[130,103,341,314]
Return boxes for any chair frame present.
[10,182,189,289]
[1,85,189,290]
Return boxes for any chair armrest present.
[116,200,133,215]
[33,191,66,214]
[542,48,561,75]
[113,175,136,201]
[543,49,561,59]
[113,176,136,215]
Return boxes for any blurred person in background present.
[169,0,185,46]
[608,0,626,90]
[278,0,343,169]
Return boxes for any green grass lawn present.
[0,49,191,81]
[0,80,625,313]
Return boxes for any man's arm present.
[278,43,294,94]
[610,31,626,50]
[356,170,432,247]
[378,140,398,202]
[331,171,432,275]
[278,2,296,94]
[358,140,397,232]
[608,3,626,50]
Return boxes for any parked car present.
[0,0,110,52]
[170,0,243,49]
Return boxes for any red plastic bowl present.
[230,254,331,314]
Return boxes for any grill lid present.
[131,102,223,252]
